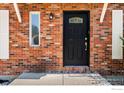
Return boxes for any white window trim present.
[29,11,40,47]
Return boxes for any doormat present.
[18,73,46,79]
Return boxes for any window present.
[69,17,83,23]
[30,12,40,46]
[0,10,9,59]
[112,10,123,59]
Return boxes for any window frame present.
[29,11,40,47]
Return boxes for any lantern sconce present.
[49,12,54,20]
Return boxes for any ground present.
[10,73,110,85]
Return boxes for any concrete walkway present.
[10,73,111,85]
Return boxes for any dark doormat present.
[18,73,46,79]
[0,75,17,85]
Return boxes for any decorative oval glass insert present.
[69,17,83,23]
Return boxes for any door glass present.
[69,17,83,23]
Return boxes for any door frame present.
[63,10,90,67]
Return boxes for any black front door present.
[63,11,89,66]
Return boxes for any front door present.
[63,11,89,66]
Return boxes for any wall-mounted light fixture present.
[49,12,54,20]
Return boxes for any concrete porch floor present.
[10,73,111,85]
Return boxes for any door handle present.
[85,42,87,51]
[85,37,88,51]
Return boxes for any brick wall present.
[90,4,124,75]
[0,3,124,75]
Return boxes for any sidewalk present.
[10,73,111,85]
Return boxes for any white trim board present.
[100,3,108,23]
[13,3,22,23]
